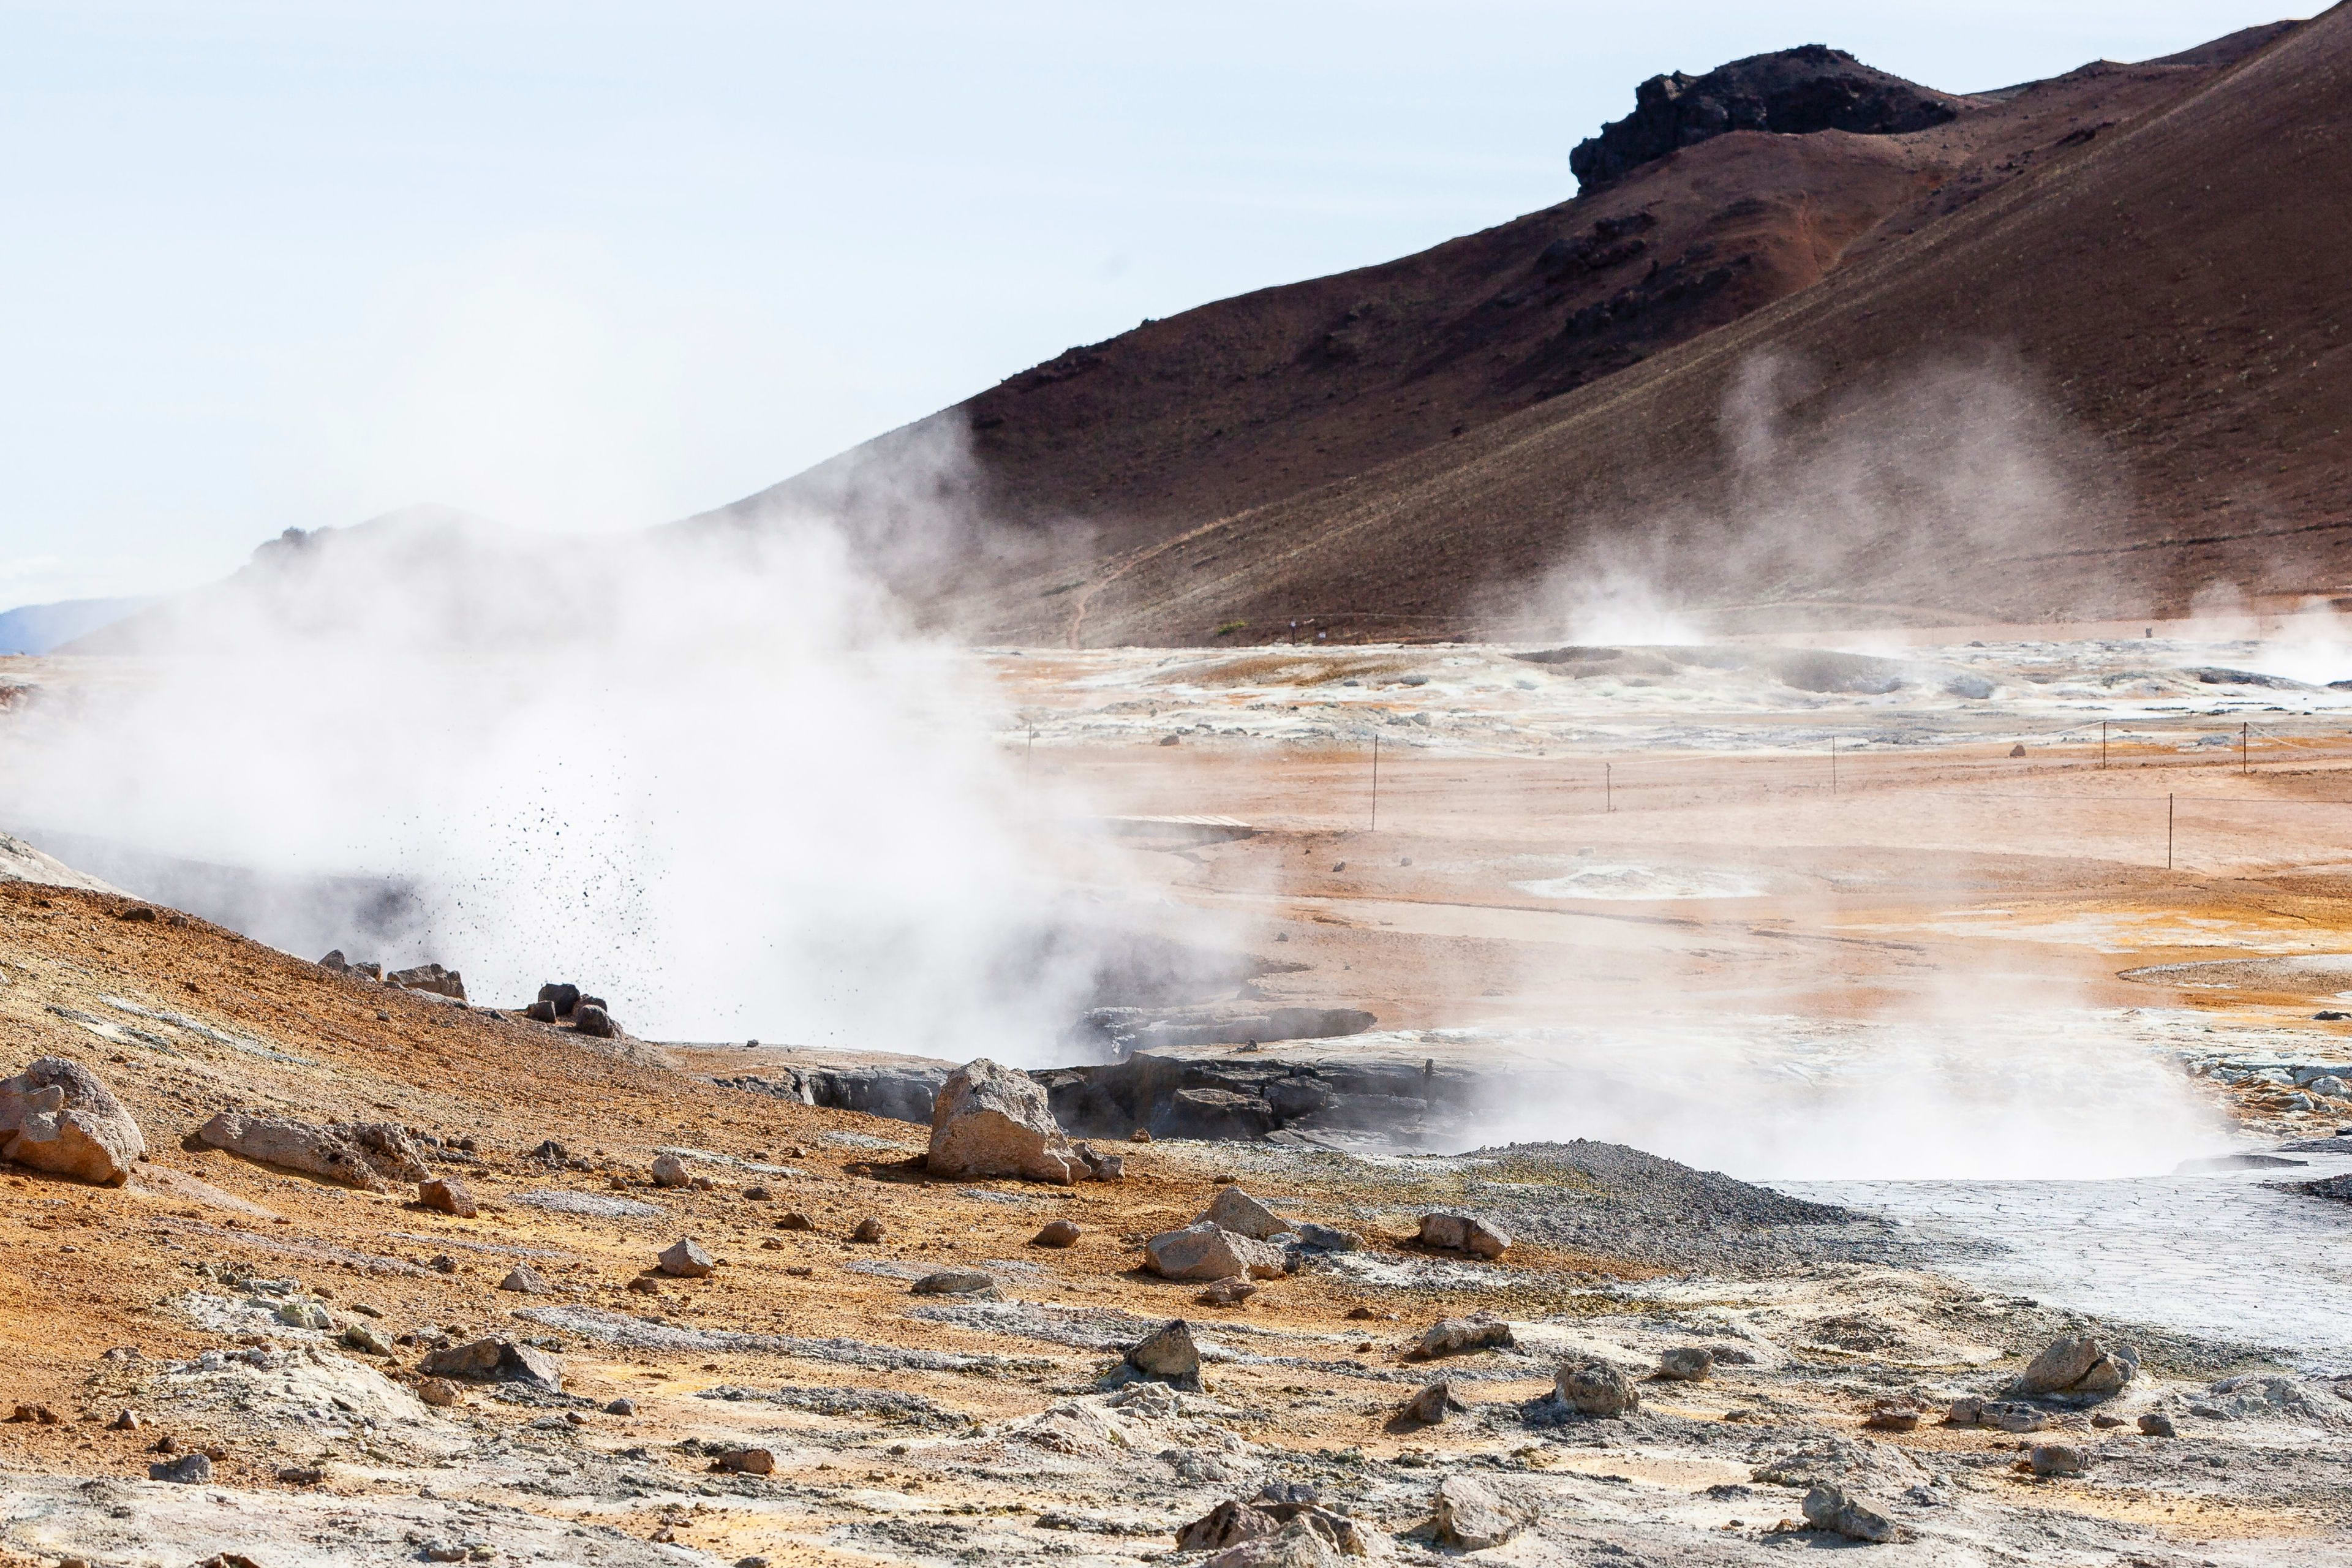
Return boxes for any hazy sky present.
[1,1,2307,603]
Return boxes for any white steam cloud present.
[0,500,1226,1060]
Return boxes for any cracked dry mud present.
[0,883,2348,1566]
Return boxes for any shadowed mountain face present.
[687,20,2315,647]
[1569,45,1968,190]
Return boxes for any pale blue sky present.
[0,2,2307,603]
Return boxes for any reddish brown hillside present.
[689,28,2299,644]
[1057,9,2348,643]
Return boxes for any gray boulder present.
[571,1003,617,1039]
[1143,1222,1287,1281]
[2029,1444,2089,1477]
[1433,1474,1525,1550]
[1293,1222,1361,1252]
[418,1337,564,1390]
[1401,1380,1465,1424]
[1657,1346,1714,1381]
[1557,1360,1641,1417]
[1418,1210,1510,1258]
[1125,1319,1202,1390]
[149,1453,213,1484]
[2010,1335,2138,1400]
[1412,1316,1515,1359]
[910,1269,996,1297]
[195,1110,427,1191]
[650,1153,689,1188]
[1198,1185,1288,1239]
[657,1238,716,1278]
[1801,1483,1896,1542]
[927,1058,1088,1185]
[0,1057,145,1185]
[388,963,466,1002]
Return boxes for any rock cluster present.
[0,1057,145,1184]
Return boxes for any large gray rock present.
[657,1238,716,1278]
[1417,1210,1510,1258]
[1557,1360,1641,1417]
[1433,1474,1525,1550]
[418,1337,564,1390]
[1658,1346,1714,1381]
[1125,1319,1202,1390]
[0,1057,144,1185]
[1197,1185,1289,1239]
[388,963,466,1001]
[1143,1222,1288,1282]
[927,1058,1087,1185]
[2010,1335,2138,1400]
[1200,1518,1343,1568]
[195,1110,428,1191]
[1801,1483,1896,1542]
[1412,1316,1515,1359]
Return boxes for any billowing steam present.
[0,502,1228,1058]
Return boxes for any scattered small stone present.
[417,1178,478,1218]
[1657,1346,1714,1381]
[430,1254,458,1274]
[605,1398,635,1416]
[1198,1275,1260,1307]
[2138,1412,2177,1438]
[341,1325,394,1355]
[850,1216,886,1244]
[1862,1403,1921,1432]
[742,1185,772,1201]
[116,905,158,922]
[650,1154,689,1189]
[1344,1306,1378,1321]
[777,1211,815,1231]
[1125,1319,1202,1390]
[1556,1361,1640,1417]
[717,1446,775,1475]
[277,1464,325,1485]
[1946,1396,2045,1432]
[2091,1412,2124,1428]
[1031,1218,1082,1247]
[524,1000,558,1023]
[1801,1482,1896,1542]
[911,1269,997,1297]
[1292,1222,1362,1252]
[1129,1128,1152,1142]
[1401,1380,1464,1424]
[626,1276,659,1295]
[149,1453,213,1484]
[657,1238,717,1278]
[785,1265,813,1278]
[498,1265,552,1294]
[107,1409,142,1430]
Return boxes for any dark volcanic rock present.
[1572,45,1963,190]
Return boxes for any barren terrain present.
[4,628,2351,1566]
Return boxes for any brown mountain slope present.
[688,27,2300,643]
[1061,10,2350,644]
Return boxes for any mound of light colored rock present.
[0,1056,144,1184]
[195,1110,428,1191]
[2009,1335,2138,1400]
[927,1057,1089,1185]
[1144,1222,1287,1281]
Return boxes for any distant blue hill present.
[0,595,157,655]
